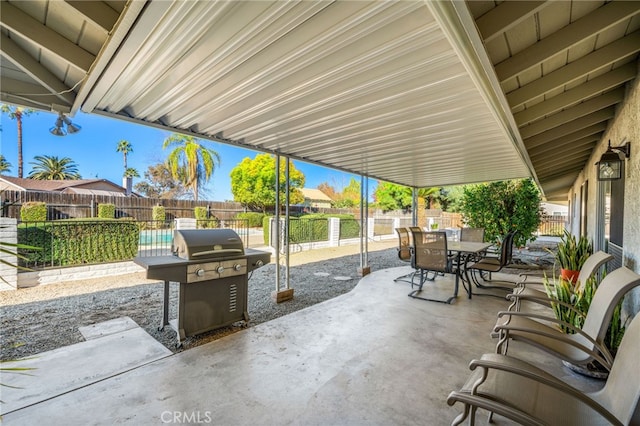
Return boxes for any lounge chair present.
[507,250,614,312]
[493,266,640,371]
[393,227,416,284]
[408,229,459,304]
[447,310,640,425]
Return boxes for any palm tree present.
[163,133,220,201]
[28,155,81,180]
[0,155,12,174]
[116,140,133,176]
[124,167,140,178]
[1,105,35,178]
[417,187,440,228]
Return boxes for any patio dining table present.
[447,240,492,299]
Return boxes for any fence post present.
[0,217,18,290]
[393,217,400,232]
[367,217,375,240]
[328,217,340,247]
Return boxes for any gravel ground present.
[0,239,556,361]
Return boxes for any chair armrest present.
[447,391,543,426]
[450,353,623,426]
[494,311,614,368]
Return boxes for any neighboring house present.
[299,188,333,208]
[0,175,139,197]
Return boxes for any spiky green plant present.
[554,229,593,271]
[543,270,627,354]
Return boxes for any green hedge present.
[17,219,140,267]
[98,203,115,219]
[339,218,360,239]
[235,212,265,228]
[262,214,360,245]
[20,201,47,221]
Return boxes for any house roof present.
[2,1,639,202]
[300,188,333,203]
[0,176,134,197]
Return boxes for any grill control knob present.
[233,263,242,271]
[195,268,205,277]
[255,260,264,267]
[216,266,225,274]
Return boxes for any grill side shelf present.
[134,256,189,282]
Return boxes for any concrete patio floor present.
[1,266,603,425]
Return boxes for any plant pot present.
[560,268,580,284]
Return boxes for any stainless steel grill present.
[134,229,271,347]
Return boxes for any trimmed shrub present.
[17,218,139,267]
[97,203,116,219]
[20,201,47,221]
[235,212,265,228]
[152,205,166,222]
[194,206,208,220]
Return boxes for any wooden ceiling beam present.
[0,1,95,72]
[476,1,547,42]
[0,34,75,106]
[506,31,640,109]
[514,63,637,126]
[495,1,640,81]
[523,107,615,149]
[519,88,624,139]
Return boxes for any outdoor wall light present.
[596,140,631,181]
[49,113,81,136]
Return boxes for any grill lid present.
[172,229,244,260]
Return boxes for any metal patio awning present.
[2,0,639,201]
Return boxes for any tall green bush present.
[460,179,541,247]
[97,203,115,219]
[194,206,208,220]
[152,205,166,222]
[20,201,47,221]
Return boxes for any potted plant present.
[543,272,627,378]
[554,230,593,284]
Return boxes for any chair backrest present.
[410,229,449,273]
[598,311,640,424]
[576,251,614,291]
[582,267,640,347]
[495,230,516,267]
[395,227,412,263]
[460,227,484,243]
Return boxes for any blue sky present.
[1,109,367,202]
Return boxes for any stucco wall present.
[570,62,640,316]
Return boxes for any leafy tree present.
[439,186,465,212]
[0,155,12,174]
[28,155,81,180]
[317,182,339,202]
[134,162,188,199]
[116,140,133,176]
[230,153,305,212]
[374,182,412,211]
[460,179,541,247]
[336,177,361,208]
[163,133,220,201]
[1,105,35,178]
